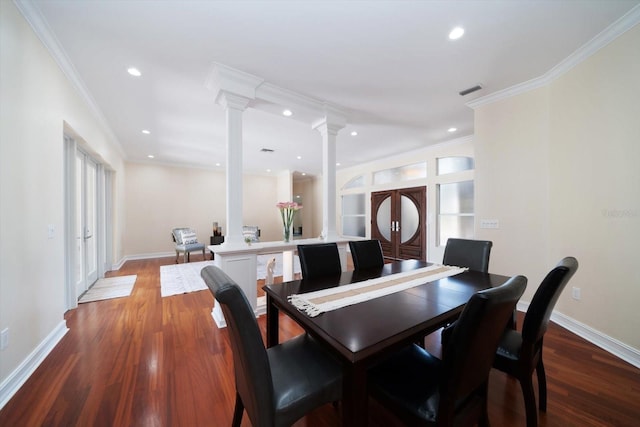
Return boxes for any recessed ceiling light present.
[302,172,306,176]
[449,27,465,40]
[351,131,358,136]
[282,109,293,117]
[127,67,142,77]
[336,162,341,167]
[297,155,302,160]
[266,168,272,172]
[142,129,150,134]
[215,162,221,167]
[147,154,154,159]
[448,127,457,133]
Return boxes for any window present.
[437,180,474,246]
[373,162,426,185]
[342,193,366,237]
[437,156,474,175]
[342,175,365,190]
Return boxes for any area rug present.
[160,261,213,297]
[79,275,137,303]
[160,254,302,298]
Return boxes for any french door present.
[74,151,98,298]
[371,186,426,261]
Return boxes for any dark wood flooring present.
[1,255,639,426]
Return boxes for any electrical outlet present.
[48,224,55,239]
[0,328,8,350]
[572,287,581,301]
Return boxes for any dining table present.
[262,259,512,426]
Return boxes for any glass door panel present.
[85,159,98,284]
[75,151,99,298]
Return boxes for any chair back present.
[349,239,384,270]
[522,257,579,345]
[172,227,189,243]
[442,275,527,415]
[442,238,492,272]
[201,266,275,424]
[297,243,342,279]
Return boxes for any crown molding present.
[205,62,264,105]
[467,4,640,109]
[13,0,127,159]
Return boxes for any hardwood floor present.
[1,255,639,426]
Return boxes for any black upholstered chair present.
[297,243,342,279]
[493,257,578,427]
[440,238,508,334]
[201,266,342,427]
[442,238,493,272]
[368,275,527,427]
[349,239,384,270]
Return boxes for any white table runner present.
[288,264,467,317]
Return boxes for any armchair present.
[172,227,206,263]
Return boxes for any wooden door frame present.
[371,186,426,261]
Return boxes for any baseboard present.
[0,320,69,410]
[111,251,174,270]
[517,302,640,370]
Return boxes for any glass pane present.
[439,216,475,246]
[400,195,419,243]
[75,154,83,286]
[439,181,474,214]
[343,216,365,237]
[373,162,427,185]
[342,194,365,216]
[437,156,474,175]
[343,175,364,190]
[86,160,97,277]
[376,197,392,241]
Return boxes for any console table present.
[208,237,350,328]
[209,235,224,259]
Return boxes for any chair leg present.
[232,392,244,427]
[520,374,538,427]
[175,251,179,264]
[537,356,548,412]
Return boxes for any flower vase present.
[283,228,291,243]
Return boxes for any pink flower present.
[276,201,303,236]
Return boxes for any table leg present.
[266,295,279,348]
[342,362,368,427]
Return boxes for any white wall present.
[0,2,126,389]
[474,24,640,352]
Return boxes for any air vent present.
[459,84,483,96]
[260,148,275,153]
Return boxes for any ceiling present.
[21,0,640,177]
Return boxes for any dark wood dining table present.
[263,259,511,426]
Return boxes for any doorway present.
[65,135,110,308]
[371,186,426,261]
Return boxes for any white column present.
[218,92,251,245]
[313,119,344,240]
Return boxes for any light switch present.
[479,219,499,229]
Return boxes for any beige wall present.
[122,162,285,257]
[293,177,319,239]
[474,25,640,350]
[0,2,126,384]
